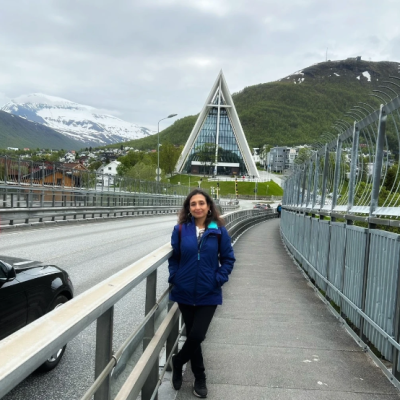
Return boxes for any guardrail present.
[0,205,182,228]
[281,209,400,386]
[0,185,184,209]
[0,209,277,400]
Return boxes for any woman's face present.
[189,194,210,221]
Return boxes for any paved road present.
[1,215,177,400]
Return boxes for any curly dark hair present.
[178,188,225,226]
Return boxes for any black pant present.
[175,304,217,379]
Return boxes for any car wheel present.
[37,295,69,372]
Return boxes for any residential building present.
[96,160,121,186]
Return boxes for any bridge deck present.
[173,219,400,399]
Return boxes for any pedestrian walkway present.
[174,219,400,399]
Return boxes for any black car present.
[0,255,74,371]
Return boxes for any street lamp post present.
[157,114,178,188]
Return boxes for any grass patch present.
[166,174,283,197]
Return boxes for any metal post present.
[369,105,387,216]
[296,170,302,206]
[312,153,319,209]
[142,270,158,400]
[18,157,21,186]
[331,135,342,214]
[347,123,359,212]
[359,229,371,341]
[4,156,8,185]
[320,145,330,211]
[42,162,45,186]
[301,164,307,207]
[306,159,313,207]
[166,299,179,372]
[94,307,114,400]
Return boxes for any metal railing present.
[281,83,400,384]
[0,209,276,400]
[283,84,400,218]
[0,155,189,196]
[281,209,400,384]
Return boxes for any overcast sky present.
[0,0,399,132]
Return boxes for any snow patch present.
[356,76,360,80]
[362,71,371,81]
[334,73,340,76]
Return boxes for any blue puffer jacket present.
[168,219,235,305]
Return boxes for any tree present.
[126,161,160,181]
[88,160,102,171]
[384,164,399,190]
[295,147,313,165]
[160,143,181,176]
[117,151,154,176]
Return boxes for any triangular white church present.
[175,71,259,178]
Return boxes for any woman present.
[168,189,235,398]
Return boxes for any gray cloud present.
[0,0,398,131]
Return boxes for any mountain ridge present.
[0,110,82,150]
[1,93,151,147]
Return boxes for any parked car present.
[0,255,74,371]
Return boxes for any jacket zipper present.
[193,233,207,306]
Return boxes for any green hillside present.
[0,110,79,150]
[114,59,398,151]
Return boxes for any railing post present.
[166,299,179,372]
[18,157,21,186]
[296,170,302,206]
[4,156,8,185]
[94,306,114,400]
[359,229,371,341]
[347,122,359,212]
[312,152,319,210]
[331,135,342,216]
[301,164,307,207]
[320,145,329,210]
[142,270,158,400]
[30,160,33,186]
[369,104,387,217]
[306,159,313,207]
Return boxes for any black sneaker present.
[171,355,183,390]
[193,377,207,398]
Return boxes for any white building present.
[96,160,121,186]
[175,71,259,177]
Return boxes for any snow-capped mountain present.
[1,93,152,146]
